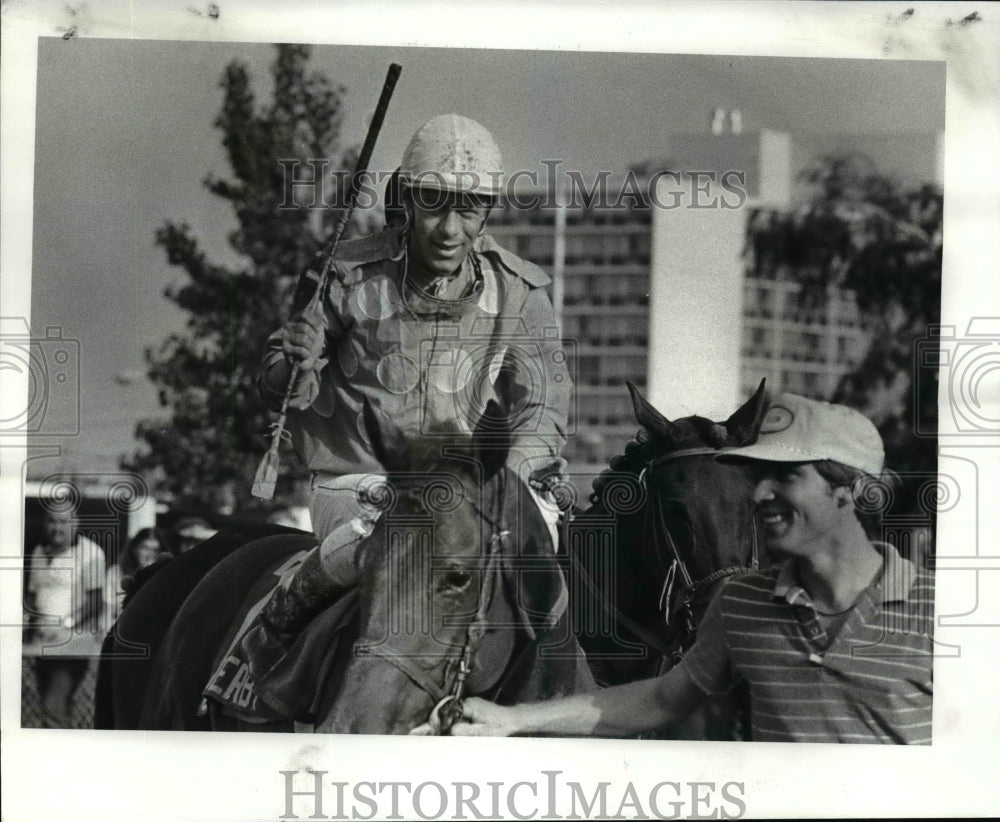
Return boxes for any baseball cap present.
[717,393,884,475]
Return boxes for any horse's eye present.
[438,569,473,592]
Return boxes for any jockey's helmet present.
[398,114,503,198]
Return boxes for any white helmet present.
[399,114,503,197]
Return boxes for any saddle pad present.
[202,551,358,724]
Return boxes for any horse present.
[560,380,770,738]
[98,384,769,737]
[97,403,594,734]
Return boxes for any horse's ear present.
[724,379,769,446]
[472,399,511,479]
[626,381,684,443]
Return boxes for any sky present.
[24,38,945,473]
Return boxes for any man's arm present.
[450,662,706,737]
[22,566,37,638]
[502,286,572,483]
[449,585,739,738]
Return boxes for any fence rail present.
[21,653,98,729]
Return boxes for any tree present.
[746,154,943,521]
[124,44,364,512]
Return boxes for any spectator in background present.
[24,504,106,727]
[104,527,172,623]
[172,516,217,554]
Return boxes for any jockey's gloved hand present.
[527,457,568,496]
[282,305,327,372]
[281,306,328,410]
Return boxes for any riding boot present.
[256,517,372,637]
[256,549,343,637]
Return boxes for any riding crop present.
[252,62,402,500]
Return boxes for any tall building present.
[489,127,937,492]
[740,266,871,400]
[489,199,653,480]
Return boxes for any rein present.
[426,468,508,734]
[643,447,760,668]
[363,469,509,735]
[565,544,676,660]
[568,445,760,674]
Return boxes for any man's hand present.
[408,697,502,737]
[449,697,523,737]
[281,307,327,371]
[527,457,568,496]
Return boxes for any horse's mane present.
[589,430,655,504]
[590,416,730,504]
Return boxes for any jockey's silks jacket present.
[258,227,572,482]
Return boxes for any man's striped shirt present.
[682,544,934,744]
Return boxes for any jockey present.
[253,114,571,639]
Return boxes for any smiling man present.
[452,394,934,743]
[25,504,106,727]
[247,114,570,651]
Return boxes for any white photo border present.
[2,2,998,820]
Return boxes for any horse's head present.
[632,379,769,578]
[585,381,770,661]
[317,401,517,734]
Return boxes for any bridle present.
[564,444,761,675]
[642,447,761,670]
[359,469,509,735]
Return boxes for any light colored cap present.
[399,114,503,196]
[718,393,884,475]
